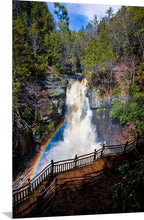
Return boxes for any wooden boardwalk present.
[54,158,105,190]
[13,152,139,218]
[13,158,105,217]
[13,136,144,218]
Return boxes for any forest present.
[13,1,144,162]
[12,1,144,216]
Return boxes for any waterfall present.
[13,79,101,188]
[63,78,97,153]
[44,78,100,164]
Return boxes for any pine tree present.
[53,3,73,74]
[13,1,55,79]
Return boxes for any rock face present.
[13,74,67,170]
[87,88,137,145]
[13,74,137,171]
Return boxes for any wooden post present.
[94,149,97,161]
[101,143,105,157]
[74,154,78,168]
[28,178,31,199]
[51,160,54,177]
[123,141,128,154]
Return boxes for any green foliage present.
[83,5,144,95]
[48,121,55,132]
[13,80,21,94]
[44,30,62,67]
[35,121,49,140]
[13,3,144,80]
[13,2,144,136]
[59,75,66,87]
[13,1,55,78]
[13,80,21,106]
[54,2,69,31]
[112,82,121,96]
[112,155,144,212]
[35,119,55,141]
[98,87,107,97]
[110,58,144,134]
[110,96,144,134]
[96,105,103,114]
[21,106,31,119]
[136,62,144,93]
[20,105,34,125]
[109,99,122,119]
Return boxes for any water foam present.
[35,79,101,173]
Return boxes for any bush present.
[98,87,107,96]
[112,155,144,212]
[21,106,31,119]
[96,104,103,114]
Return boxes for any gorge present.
[13,74,137,190]
[13,2,144,178]
[12,2,144,216]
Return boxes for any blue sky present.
[47,2,121,31]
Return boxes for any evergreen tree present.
[13,0,55,79]
[53,3,73,74]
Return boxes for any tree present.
[106,7,114,19]
[13,1,55,79]
[44,29,62,68]
[112,156,144,212]
[54,2,69,32]
[81,13,114,93]
[53,3,73,74]
[128,6,144,58]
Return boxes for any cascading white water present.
[43,78,100,164]
[13,78,101,188]
[63,78,97,153]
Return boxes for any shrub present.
[112,155,144,212]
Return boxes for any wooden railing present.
[13,135,144,207]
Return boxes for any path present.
[13,136,144,218]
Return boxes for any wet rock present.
[87,87,136,145]
[57,107,63,115]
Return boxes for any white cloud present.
[47,0,144,7]
[80,4,121,21]
[47,2,121,30]
[64,3,121,22]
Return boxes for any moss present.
[48,121,55,132]
[96,104,103,114]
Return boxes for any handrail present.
[31,163,51,182]
[13,182,30,193]
[77,151,96,159]
[54,157,74,165]
[13,135,144,207]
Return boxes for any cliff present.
[13,69,67,171]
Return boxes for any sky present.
[47,2,121,31]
